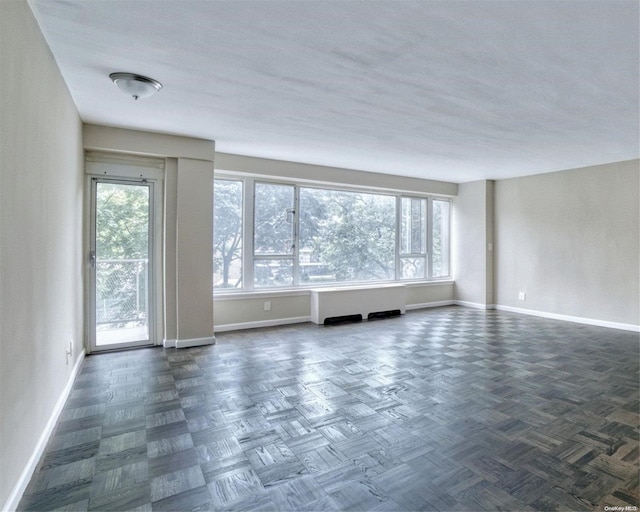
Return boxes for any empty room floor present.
[18,307,639,511]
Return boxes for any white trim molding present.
[215,289,310,301]
[495,305,640,332]
[163,339,177,348]
[405,280,454,288]
[215,316,311,333]
[454,300,495,310]
[406,300,455,311]
[3,350,86,512]
[175,336,216,349]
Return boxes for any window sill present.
[405,279,454,287]
[214,289,311,301]
[214,279,454,300]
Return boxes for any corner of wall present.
[452,180,493,307]
[485,180,495,306]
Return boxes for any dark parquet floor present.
[18,307,640,511]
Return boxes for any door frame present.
[85,153,164,354]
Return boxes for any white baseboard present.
[406,300,455,311]
[163,338,176,348]
[213,305,638,334]
[454,300,495,310]
[3,349,86,512]
[175,336,216,349]
[215,316,311,333]
[494,304,640,332]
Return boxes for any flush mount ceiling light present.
[109,72,162,100]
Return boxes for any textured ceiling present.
[29,0,639,183]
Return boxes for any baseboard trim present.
[212,305,638,334]
[406,300,455,311]
[454,300,495,310]
[495,305,640,332]
[3,349,86,512]
[175,336,216,349]
[163,339,176,348]
[215,316,311,333]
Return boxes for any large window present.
[214,177,451,291]
[254,183,295,287]
[299,188,396,284]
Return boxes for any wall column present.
[174,158,215,347]
[452,179,494,308]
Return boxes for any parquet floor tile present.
[18,307,639,511]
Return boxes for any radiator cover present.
[310,284,406,325]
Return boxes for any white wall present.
[494,160,639,328]
[216,153,458,197]
[0,1,84,507]
[452,180,494,307]
[215,293,312,329]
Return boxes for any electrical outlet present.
[264,301,271,311]
[518,291,526,301]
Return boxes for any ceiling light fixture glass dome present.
[109,72,162,100]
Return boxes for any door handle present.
[89,251,96,268]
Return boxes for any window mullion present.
[395,196,402,280]
[426,197,434,280]
[244,178,255,291]
[292,186,300,286]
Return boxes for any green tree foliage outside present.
[96,183,149,259]
[299,188,396,282]
[95,182,149,325]
[213,180,243,288]
[213,182,398,287]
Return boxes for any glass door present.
[89,178,154,351]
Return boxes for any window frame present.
[431,198,452,279]
[398,196,428,280]
[213,178,245,290]
[214,173,451,293]
[252,181,297,288]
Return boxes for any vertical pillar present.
[485,180,495,306]
[162,159,178,346]
[453,179,494,308]
[174,157,214,347]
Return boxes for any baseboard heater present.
[310,284,406,325]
